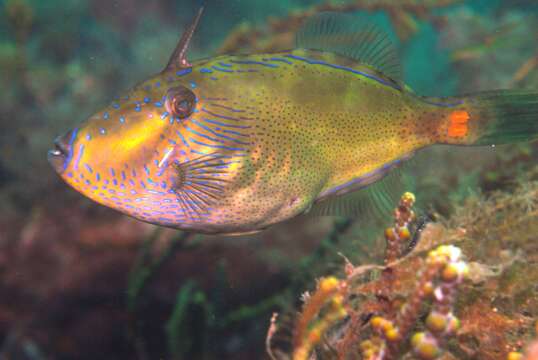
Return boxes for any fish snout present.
[48,130,75,174]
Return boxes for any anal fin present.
[308,159,414,219]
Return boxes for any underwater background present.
[1,0,537,359]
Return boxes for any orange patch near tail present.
[448,110,470,137]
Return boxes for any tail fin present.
[436,90,538,146]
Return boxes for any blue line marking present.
[62,128,79,172]
[202,118,251,129]
[103,112,109,120]
[176,68,192,76]
[189,138,246,151]
[190,149,211,157]
[231,59,279,68]
[190,81,197,89]
[212,65,234,73]
[161,111,169,120]
[320,159,404,197]
[285,54,401,90]
[74,144,84,171]
[219,62,233,67]
[143,164,150,176]
[222,129,249,137]
[154,101,163,107]
[202,108,241,121]
[119,116,126,123]
[144,97,151,104]
[207,103,244,113]
[200,68,213,73]
[84,163,93,173]
[191,119,249,144]
[185,125,227,145]
[267,57,293,64]
[176,130,191,147]
[421,98,464,108]
[112,103,120,109]
[64,128,78,170]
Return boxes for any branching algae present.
[267,190,538,359]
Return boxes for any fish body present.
[49,10,538,235]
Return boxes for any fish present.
[48,8,538,236]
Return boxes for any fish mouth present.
[48,130,75,174]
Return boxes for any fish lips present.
[48,130,75,174]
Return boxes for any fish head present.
[47,7,245,230]
[47,72,207,219]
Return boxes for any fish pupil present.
[166,85,196,120]
[175,100,191,117]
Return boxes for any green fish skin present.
[48,9,538,236]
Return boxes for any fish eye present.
[165,85,196,119]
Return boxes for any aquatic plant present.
[218,0,465,54]
[267,182,538,359]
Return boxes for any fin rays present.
[171,154,230,220]
[309,163,414,220]
[296,12,402,84]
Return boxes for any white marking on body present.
[159,147,175,168]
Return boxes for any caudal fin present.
[436,90,538,146]
[472,90,538,145]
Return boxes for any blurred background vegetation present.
[0,0,537,359]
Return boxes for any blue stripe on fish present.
[189,138,246,151]
[285,54,401,91]
[212,65,234,73]
[176,68,192,76]
[231,59,279,68]
[201,118,251,129]
[74,144,84,171]
[201,108,242,121]
[62,128,79,171]
[191,119,250,145]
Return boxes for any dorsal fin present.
[296,12,402,84]
[164,7,204,72]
